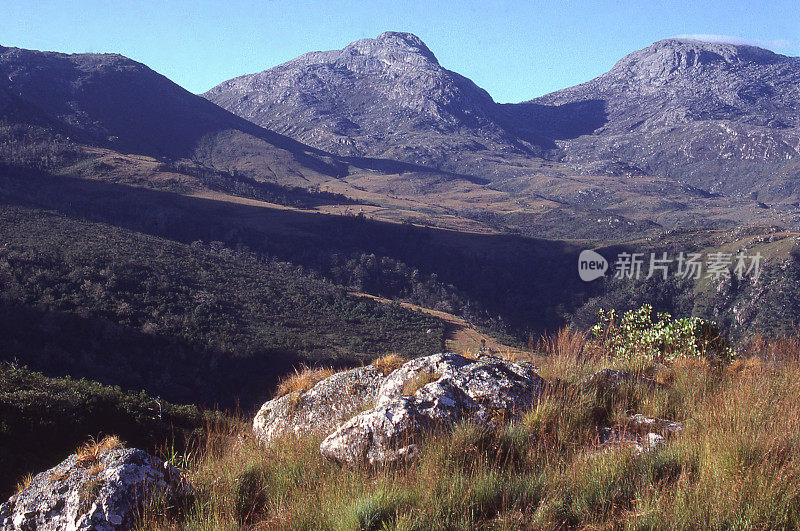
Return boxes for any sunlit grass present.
[136,332,800,530]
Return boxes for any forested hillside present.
[0,203,445,408]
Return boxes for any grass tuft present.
[14,473,33,495]
[402,369,438,396]
[75,435,124,468]
[372,353,407,375]
[276,366,336,398]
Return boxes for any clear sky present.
[2,0,798,102]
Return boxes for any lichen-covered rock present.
[319,354,545,465]
[0,448,191,531]
[253,365,384,445]
[599,414,683,455]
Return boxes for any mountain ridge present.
[204,34,800,203]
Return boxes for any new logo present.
[578,250,608,281]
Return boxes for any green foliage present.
[590,304,732,364]
[0,363,226,499]
[0,204,445,407]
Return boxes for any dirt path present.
[349,292,527,357]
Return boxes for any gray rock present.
[599,414,683,455]
[624,413,683,437]
[319,353,545,465]
[0,447,191,531]
[253,365,384,445]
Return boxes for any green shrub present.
[590,304,732,365]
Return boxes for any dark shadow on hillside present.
[0,300,300,412]
[501,99,608,141]
[341,156,491,185]
[0,164,592,335]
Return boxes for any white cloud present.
[672,34,798,53]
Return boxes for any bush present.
[590,304,732,365]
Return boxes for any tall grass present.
[136,331,800,530]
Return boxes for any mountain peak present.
[610,38,786,79]
[343,31,439,66]
[376,31,431,50]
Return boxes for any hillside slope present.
[531,39,800,200]
[0,45,344,184]
[0,202,445,408]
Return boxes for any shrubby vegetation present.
[0,204,445,408]
[0,363,227,499]
[590,304,732,365]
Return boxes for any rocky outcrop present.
[253,365,385,445]
[253,354,692,464]
[0,447,191,531]
[599,414,683,454]
[320,353,545,464]
[252,353,544,465]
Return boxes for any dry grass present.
[372,353,407,375]
[75,435,124,468]
[14,473,33,495]
[136,330,800,530]
[402,369,438,396]
[537,326,590,360]
[276,366,336,398]
[742,332,800,362]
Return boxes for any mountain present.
[531,39,800,200]
[203,33,800,235]
[203,32,551,176]
[205,34,800,204]
[0,45,344,183]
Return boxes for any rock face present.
[251,353,544,465]
[253,365,385,445]
[0,448,191,531]
[203,32,548,174]
[531,39,800,200]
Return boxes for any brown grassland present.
[126,328,800,529]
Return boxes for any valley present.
[2,26,800,529]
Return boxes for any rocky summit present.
[203,32,546,173]
[531,38,800,199]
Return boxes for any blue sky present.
[2,0,798,102]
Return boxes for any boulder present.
[253,365,385,445]
[599,414,683,454]
[319,354,545,465]
[0,447,191,531]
